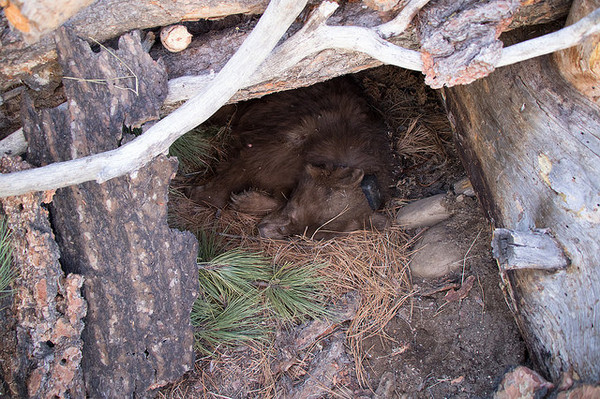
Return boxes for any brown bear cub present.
[189,78,392,239]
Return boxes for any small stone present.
[409,222,464,278]
[396,194,452,229]
[494,366,554,399]
[375,371,397,399]
[454,177,475,197]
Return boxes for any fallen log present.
[0,0,571,94]
[442,26,600,381]
[0,0,269,92]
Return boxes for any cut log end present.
[492,228,569,271]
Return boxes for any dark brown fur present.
[190,78,392,239]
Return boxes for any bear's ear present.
[336,167,364,188]
[305,164,324,179]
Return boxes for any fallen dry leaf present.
[444,275,476,302]
[451,375,465,385]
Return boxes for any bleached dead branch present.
[497,7,600,67]
[376,0,431,38]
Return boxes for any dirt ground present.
[160,66,528,398]
[360,206,527,398]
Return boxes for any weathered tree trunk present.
[553,0,600,104]
[23,28,199,397]
[442,48,600,381]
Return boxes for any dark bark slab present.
[443,53,600,381]
[0,157,87,398]
[25,28,168,162]
[23,28,199,397]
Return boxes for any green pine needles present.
[192,232,329,354]
[0,217,15,301]
[168,125,226,176]
[263,261,328,321]
[191,292,266,352]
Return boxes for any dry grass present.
[396,117,448,164]
[168,191,415,386]
[358,65,453,171]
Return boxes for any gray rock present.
[396,194,452,229]
[409,222,464,278]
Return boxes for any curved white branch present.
[376,0,431,38]
[497,7,600,68]
[320,25,423,70]
[248,15,422,86]
[0,0,309,197]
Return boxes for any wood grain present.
[443,53,600,381]
[553,0,600,104]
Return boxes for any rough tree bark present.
[0,157,86,398]
[23,28,199,397]
[419,0,522,88]
[442,48,600,382]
